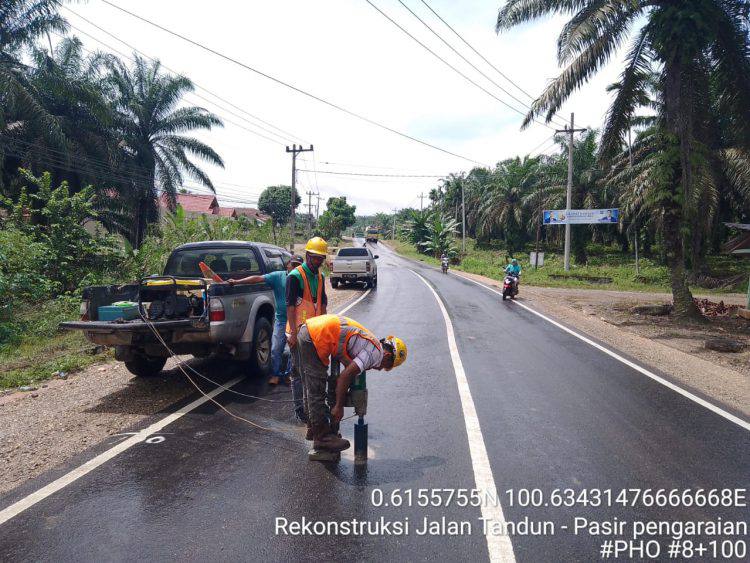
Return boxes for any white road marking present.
[453,272,750,432]
[411,270,516,563]
[0,376,243,526]
[338,288,371,315]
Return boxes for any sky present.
[58,0,630,215]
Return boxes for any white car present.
[330,247,379,289]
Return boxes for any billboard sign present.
[543,208,619,225]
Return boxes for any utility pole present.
[556,113,586,271]
[305,190,315,237]
[392,208,397,240]
[419,192,425,211]
[285,144,313,251]
[315,193,322,220]
[461,181,466,253]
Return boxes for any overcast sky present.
[61,0,627,215]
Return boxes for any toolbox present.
[98,304,139,321]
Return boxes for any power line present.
[98,0,488,167]
[364,0,556,131]
[55,23,290,147]
[62,5,308,146]
[297,169,444,178]
[395,0,567,129]
[418,0,569,128]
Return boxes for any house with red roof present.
[160,193,219,217]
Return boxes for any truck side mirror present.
[374,255,379,259]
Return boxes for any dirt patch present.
[456,271,749,418]
[0,279,361,498]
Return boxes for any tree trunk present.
[271,220,277,245]
[663,56,703,320]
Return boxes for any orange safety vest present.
[306,314,382,367]
[286,265,324,334]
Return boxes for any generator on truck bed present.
[60,241,293,378]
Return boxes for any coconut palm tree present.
[496,0,750,319]
[103,55,224,247]
[0,0,68,188]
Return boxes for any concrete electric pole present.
[285,144,313,251]
[555,114,586,271]
[306,190,315,237]
[419,192,425,211]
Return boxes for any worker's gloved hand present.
[331,404,344,423]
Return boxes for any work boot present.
[312,423,350,452]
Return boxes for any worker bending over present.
[297,314,407,452]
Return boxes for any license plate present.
[343,274,357,279]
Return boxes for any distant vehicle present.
[331,246,379,289]
[365,226,380,243]
[60,241,290,377]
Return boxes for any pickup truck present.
[60,241,292,378]
[330,247,378,289]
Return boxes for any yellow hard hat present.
[384,335,407,370]
[305,236,328,256]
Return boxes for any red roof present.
[216,207,237,218]
[160,193,218,213]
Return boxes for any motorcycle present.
[502,273,519,300]
[441,258,449,274]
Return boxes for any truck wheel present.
[332,279,339,289]
[370,276,378,289]
[125,356,167,377]
[250,316,273,377]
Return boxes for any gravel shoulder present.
[0,279,361,497]
[456,270,749,418]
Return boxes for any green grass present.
[0,297,111,390]
[385,238,749,295]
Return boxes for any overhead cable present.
[98,0,488,167]
[364,0,556,131]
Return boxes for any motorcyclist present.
[504,258,521,293]
[440,252,449,272]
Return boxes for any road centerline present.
[411,270,516,563]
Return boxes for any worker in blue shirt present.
[228,254,303,385]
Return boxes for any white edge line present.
[453,271,750,432]
[0,289,376,526]
[337,288,372,315]
[411,270,516,563]
[0,376,244,526]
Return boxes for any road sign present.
[543,208,619,225]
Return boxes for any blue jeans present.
[271,318,290,377]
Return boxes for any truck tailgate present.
[59,319,205,333]
[333,259,368,273]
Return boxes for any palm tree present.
[1,0,68,188]
[497,0,750,319]
[103,55,224,247]
[478,157,539,253]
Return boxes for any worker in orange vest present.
[298,314,407,452]
[286,237,329,422]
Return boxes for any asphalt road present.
[1,241,748,562]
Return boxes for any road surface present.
[1,242,748,562]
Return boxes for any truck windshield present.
[337,248,369,257]
[165,248,261,277]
